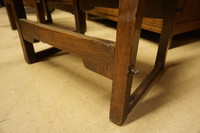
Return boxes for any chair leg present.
[72,0,86,34]
[34,0,47,23]
[4,1,17,30]
[8,0,61,63]
[7,0,37,63]
[155,0,180,68]
[110,0,180,125]
[41,0,53,23]
[110,0,145,125]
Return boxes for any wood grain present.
[19,19,115,78]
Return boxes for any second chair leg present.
[110,0,145,125]
[8,0,62,63]
[110,0,180,125]
[40,0,53,23]
[72,0,86,34]
[4,1,17,30]
[7,0,37,63]
[155,0,179,68]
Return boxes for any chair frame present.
[4,0,180,125]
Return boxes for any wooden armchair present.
[5,0,180,125]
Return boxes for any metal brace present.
[129,65,140,74]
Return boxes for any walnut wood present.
[5,0,86,33]
[34,0,46,23]
[127,0,180,124]
[174,20,200,35]
[6,0,187,126]
[41,0,53,23]
[46,1,73,12]
[79,0,119,11]
[19,19,115,78]
[110,0,145,125]
[86,7,119,21]
[5,0,37,63]
[129,64,163,111]
[178,0,200,22]
[4,1,17,30]
[155,0,180,67]
[86,0,200,35]
[79,0,166,18]
[142,18,163,33]
[72,0,86,33]
[44,0,87,33]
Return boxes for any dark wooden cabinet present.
[87,0,200,35]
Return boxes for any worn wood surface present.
[155,0,180,67]
[19,19,115,78]
[129,0,180,115]
[110,0,145,125]
[6,0,185,126]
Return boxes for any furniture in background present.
[86,0,200,36]
[5,0,183,125]
[5,0,45,30]
[41,0,86,33]
[4,0,86,33]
